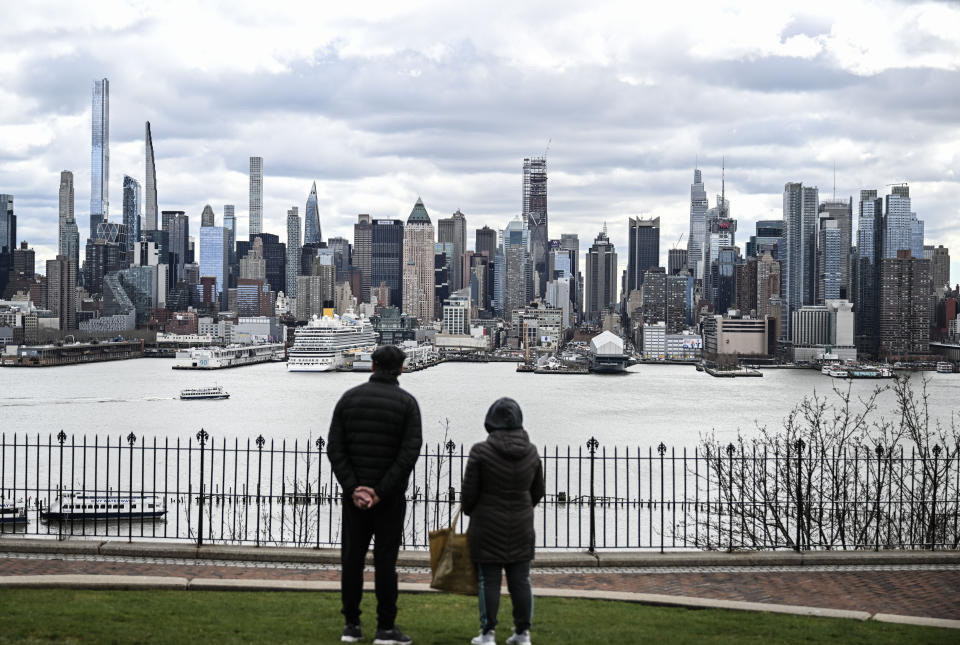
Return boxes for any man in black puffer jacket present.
[462,398,545,645]
[328,345,422,645]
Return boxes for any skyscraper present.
[372,219,404,308]
[687,168,709,279]
[817,218,842,302]
[856,189,884,353]
[756,252,781,319]
[144,122,158,231]
[199,225,227,303]
[782,182,818,339]
[200,204,215,227]
[353,214,373,303]
[90,78,109,240]
[0,194,14,254]
[162,210,189,285]
[286,206,301,298]
[884,185,923,259]
[46,255,77,331]
[58,171,79,271]
[746,220,784,259]
[818,198,852,299]
[402,198,435,322]
[438,209,467,291]
[560,233,581,319]
[585,228,618,323]
[502,217,530,321]
[304,182,321,245]
[249,156,263,236]
[627,216,660,294]
[475,226,497,258]
[880,250,931,358]
[523,157,548,298]
[122,176,141,255]
[928,245,951,296]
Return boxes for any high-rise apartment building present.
[667,249,688,276]
[501,218,530,320]
[927,245,951,297]
[223,205,236,285]
[90,78,109,240]
[856,189,884,353]
[122,176,141,255]
[438,209,467,291]
[353,214,373,303]
[746,220,784,259]
[818,198,852,299]
[144,122,158,231]
[627,216,660,294]
[58,171,80,270]
[736,258,758,314]
[687,168,709,279]
[883,185,922,259]
[249,157,263,236]
[817,218,843,302]
[523,157,548,298]
[0,194,15,296]
[162,210,189,285]
[286,207,301,298]
[782,182,818,339]
[880,250,931,358]
[585,228,617,323]
[46,255,77,331]
[304,182,321,245]
[640,267,686,333]
[372,219,404,308]
[476,226,497,258]
[756,252,781,319]
[402,198,435,322]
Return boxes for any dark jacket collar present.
[370,372,399,386]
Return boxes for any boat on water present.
[937,362,955,374]
[40,493,166,521]
[287,311,378,372]
[180,385,230,400]
[827,365,894,379]
[588,331,630,374]
[0,502,27,525]
[173,343,285,369]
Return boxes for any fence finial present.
[726,443,736,457]
[658,442,667,457]
[57,430,66,445]
[586,437,599,453]
[127,432,136,446]
[197,428,209,445]
[875,444,884,458]
[315,436,325,451]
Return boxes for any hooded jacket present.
[461,398,545,563]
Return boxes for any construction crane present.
[673,233,684,249]
[543,138,551,159]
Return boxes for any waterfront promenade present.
[1,539,958,630]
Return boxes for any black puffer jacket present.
[462,398,545,564]
[327,373,423,501]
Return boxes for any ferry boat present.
[180,385,230,400]
[173,343,285,370]
[41,493,166,521]
[288,311,377,372]
[937,362,955,374]
[827,365,894,379]
[0,502,27,525]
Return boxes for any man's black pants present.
[340,493,406,630]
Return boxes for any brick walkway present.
[2,552,958,620]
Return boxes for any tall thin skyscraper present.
[402,198,435,322]
[304,182,321,245]
[90,78,110,240]
[627,216,660,294]
[58,171,79,271]
[687,168,709,279]
[144,122,158,231]
[122,176,141,255]
[223,205,236,282]
[856,189,884,353]
[249,157,263,236]
[438,209,467,291]
[523,157,548,298]
[353,214,373,303]
[585,227,618,323]
[0,195,14,254]
[286,206,301,298]
[782,182,818,339]
[46,255,77,331]
[502,217,530,320]
[371,218,404,308]
[818,197,853,299]
[560,233,581,318]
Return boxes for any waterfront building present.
[687,168,709,279]
[782,182,818,340]
[856,189,884,354]
[122,176,141,255]
[791,300,857,363]
[90,78,109,240]
[880,250,931,358]
[45,255,76,331]
[640,267,686,334]
[249,156,263,236]
[442,290,471,335]
[144,122,158,231]
[818,198,853,299]
[371,218,404,309]
[746,220,784,259]
[304,182,321,245]
[702,315,776,361]
[286,207,301,298]
[512,301,563,349]
[402,198,435,322]
[353,214,373,303]
[627,216,660,293]
[523,157,548,297]
[585,228,618,324]
[642,322,702,361]
[756,252,781,318]
[668,249,688,276]
[438,210,467,291]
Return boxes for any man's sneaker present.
[373,626,413,644]
[471,629,496,644]
[506,630,531,644]
[341,623,363,643]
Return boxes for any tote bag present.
[429,506,477,594]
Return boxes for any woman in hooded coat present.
[461,397,545,645]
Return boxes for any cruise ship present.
[288,311,378,372]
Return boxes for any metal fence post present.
[930,445,941,550]
[127,433,136,543]
[587,437,599,553]
[197,429,209,548]
[57,431,66,541]
[658,442,666,554]
[875,444,883,551]
[726,443,735,551]
[255,435,264,547]
[315,436,325,549]
[446,439,456,528]
[794,439,804,552]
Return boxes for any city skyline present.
[1,2,959,282]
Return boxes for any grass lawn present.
[0,589,953,644]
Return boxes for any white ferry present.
[41,493,166,521]
[173,343,285,370]
[288,311,377,372]
[180,385,230,400]
[937,362,955,374]
[0,501,27,526]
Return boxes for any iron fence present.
[0,431,957,551]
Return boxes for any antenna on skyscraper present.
[720,156,726,216]
[544,138,551,159]
[833,162,836,199]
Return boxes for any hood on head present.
[484,397,523,433]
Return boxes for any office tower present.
[476,226,497,258]
[223,205,236,285]
[402,198,435,322]
[161,210,189,285]
[856,189,884,353]
[627,216,660,293]
[884,185,917,258]
[0,194,14,296]
[501,218,530,320]
[782,182,818,339]
[736,258,758,314]
[286,207,301,298]
[756,251,781,318]
[90,78,109,239]
[122,176,141,254]
[880,250,931,357]
[705,215,737,310]
[927,245,950,296]
[667,249,688,276]
[327,236,351,282]
[200,204,214,227]
[46,256,77,331]
[585,228,618,323]
[58,171,80,270]
[199,225,228,304]
[372,219,404,308]
[560,233,581,319]
[817,218,843,302]
[249,156,263,235]
[438,209,467,291]
[548,245,572,280]
[11,241,34,280]
[240,237,267,281]
[687,168,709,279]
[818,198,852,298]
[523,156,548,297]
[83,239,125,295]
[353,214,373,302]
[239,233,285,294]
[304,182,321,245]
[746,220,784,259]
[713,247,738,314]
[144,122,158,231]
[434,242,452,315]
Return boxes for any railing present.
[1,431,957,551]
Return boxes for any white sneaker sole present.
[373,639,412,645]
[341,637,362,643]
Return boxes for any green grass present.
[0,589,953,644]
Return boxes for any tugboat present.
[41,493,166,521]
[180,385,229,400]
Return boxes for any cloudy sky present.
[3,0,959,283]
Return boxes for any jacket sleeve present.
[326,394,358,495]
[461,446,481,515]
[530,454,545,508]
[373,396,423,500]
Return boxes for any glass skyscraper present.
[91,79,109,240]
[144,122,158,231]
[199,226,227,301]
[249,157,263,236]
[304,182,321,245]
[122,176,141,254]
